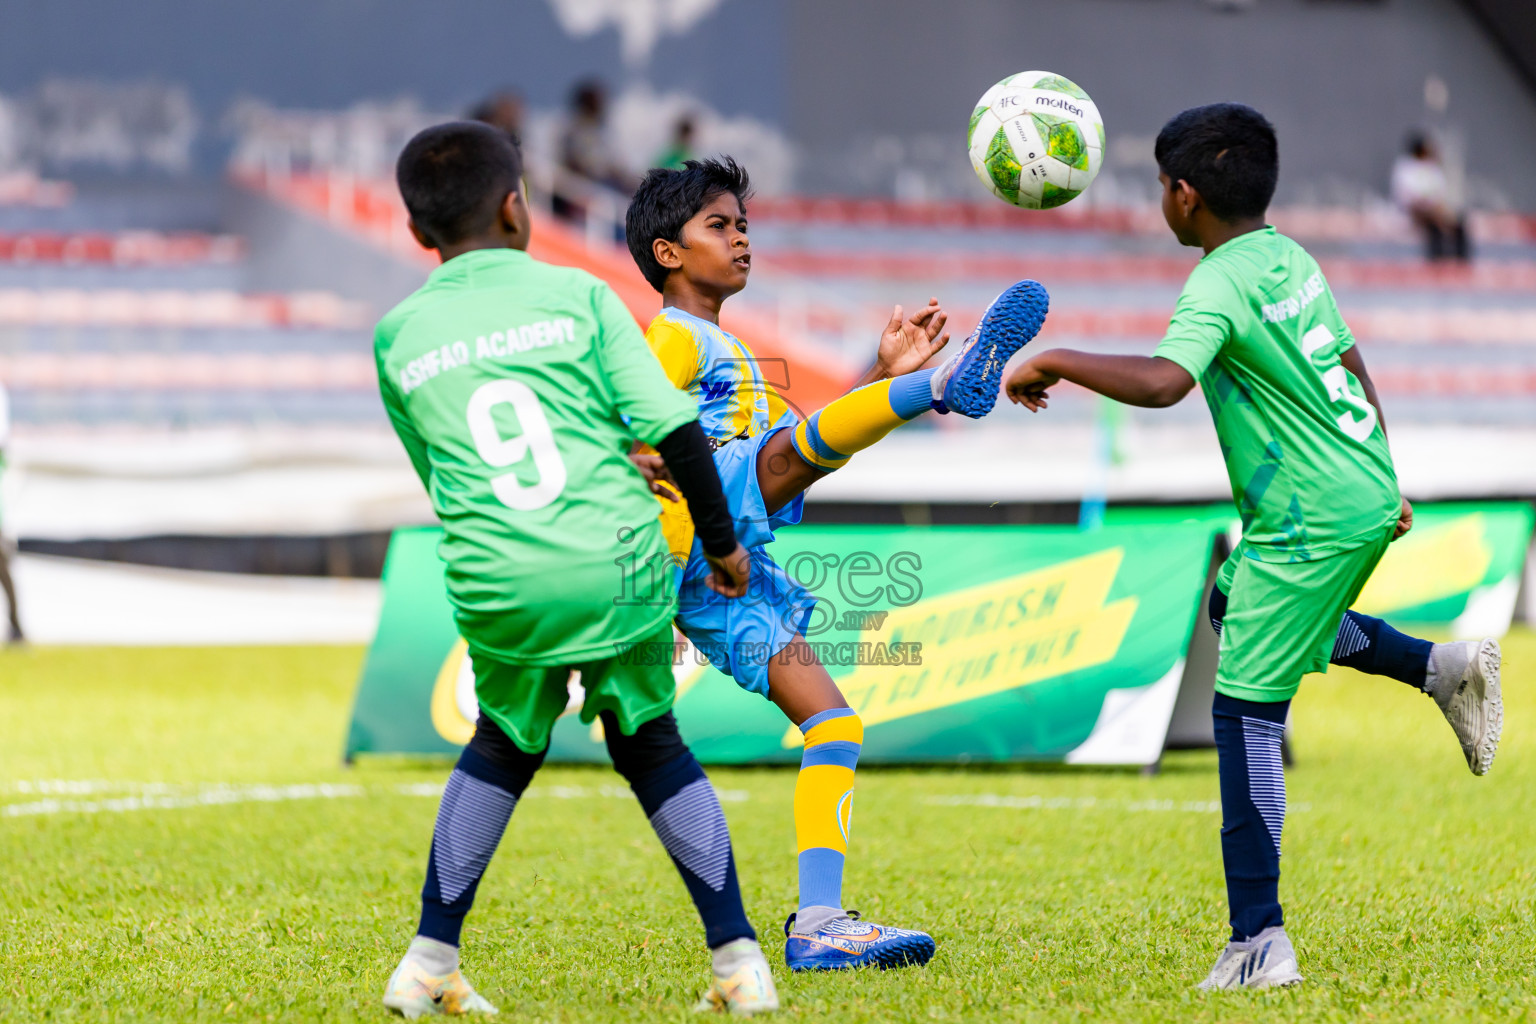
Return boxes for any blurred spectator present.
[554,79,629,224]
[654,115,696,170]
[468,90,524,142]
[0,380,22,643]
[1391,132,1470,262]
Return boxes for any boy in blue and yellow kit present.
[1005,103,1502,990]
[626,157,1050,971]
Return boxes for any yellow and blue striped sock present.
[790,368,936,471]
[793,707,863,931]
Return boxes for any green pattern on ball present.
[984,126,1021,203]
[1032,74,1090,101]
[968,105,988,145]
[1049,123,1089,171]
[1095,121,1106,153]
[1040,181,1080,209]
[1029,113,1089,172]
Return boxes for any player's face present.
[678,191,750,296]
[1159,172,1200,247]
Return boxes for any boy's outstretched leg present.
[603,710,778,1015]
[385,715,543,1017]
[754,368,939,512]
[1209,585,1503,773]
[756,280,1051,514]
[1330,610,1502,774]
[767,640,936,971]
[1199,694,1304,992]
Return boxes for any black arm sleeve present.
[654,420,738,558]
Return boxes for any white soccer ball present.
[967,71,1105,209]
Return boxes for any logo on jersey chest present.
[699,380,736,403]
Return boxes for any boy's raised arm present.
[1006,351,1196,411]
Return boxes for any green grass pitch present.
[3,634,1533,1022]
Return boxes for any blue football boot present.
[783,911,937,972]
[930,279,1050,417]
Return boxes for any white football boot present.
[1197,926,1303,991]
[1427,638,1502,776]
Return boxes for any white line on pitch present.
[1,780,749,818]
[1,783,366,818]
[926,794,1311,814]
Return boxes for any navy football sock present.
[1212,692,1289,942]
[416,739,543,946]
[620,749,754,948]
[1330,610,1432,689]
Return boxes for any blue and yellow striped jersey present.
[645,306,791,445]
[643,306,794,562]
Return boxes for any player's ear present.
[652,236,684,271]
[501,189,532,248]
[407,218,436,252]
[1174,179,1200,218]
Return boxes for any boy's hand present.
[1393,497,1414,540]
[874,298,950,379]
[629,452,679,501]
[1005,358,1060,412]
[704,543,752,598]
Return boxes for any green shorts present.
[1215,525,1395,703]
[472,623,679,754]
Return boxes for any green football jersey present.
[374,248,697,664]
[1154,227,1400,562]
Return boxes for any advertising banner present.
[1108,501,1534,634]
[345,524,1215,766]
[344,527,463,759]
[1351,503,1534,636]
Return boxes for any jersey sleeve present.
[1153,265,1235,381]
[645,317,706,391]
[592,282,699,446]
[375,346,432,491]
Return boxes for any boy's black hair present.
[626,157,753,293]
[1154,103,1278,221]
[396,121,523,248]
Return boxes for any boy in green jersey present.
[375,122,777,1017]
[1005,104,1502,991]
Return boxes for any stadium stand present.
[6,144,1536,572]
[0,185,378,428]
[735,200,1536,426]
